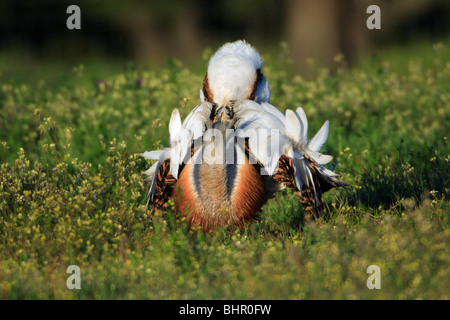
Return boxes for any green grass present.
[0,40,449,299]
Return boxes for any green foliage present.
[0,42,449,299]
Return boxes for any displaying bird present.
[141,40,347,231]
[201,39,271,106]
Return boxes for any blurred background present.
[0,0,449,83]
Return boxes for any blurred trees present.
[286,0,449,70]
[0,0,448,70]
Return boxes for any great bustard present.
[141,40,347,231]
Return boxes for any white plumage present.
[140,40,347,229]
[201,40,271,106]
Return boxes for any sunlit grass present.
[0,41,449,299]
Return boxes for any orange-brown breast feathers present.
[202,73,214,102]
[174,161,265,231]
[230,161,266,226]
[247,68,263,101]
[173,163,200,220]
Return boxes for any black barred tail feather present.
[272,155,346,217]
[150,159,177,210]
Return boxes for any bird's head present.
[201,40,271,109]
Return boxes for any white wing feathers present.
[234,102,340,200]
[169,109,192,180]
[139,148,171,204]
[295,107,308,144]
[141,99,344,204]
[309,120,329,152]
[140,107,207,202]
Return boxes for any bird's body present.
[175,156,265,230]
[141,40,347,231]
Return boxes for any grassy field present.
[0,41,449,299]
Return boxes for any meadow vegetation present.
[0,41,449,299]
